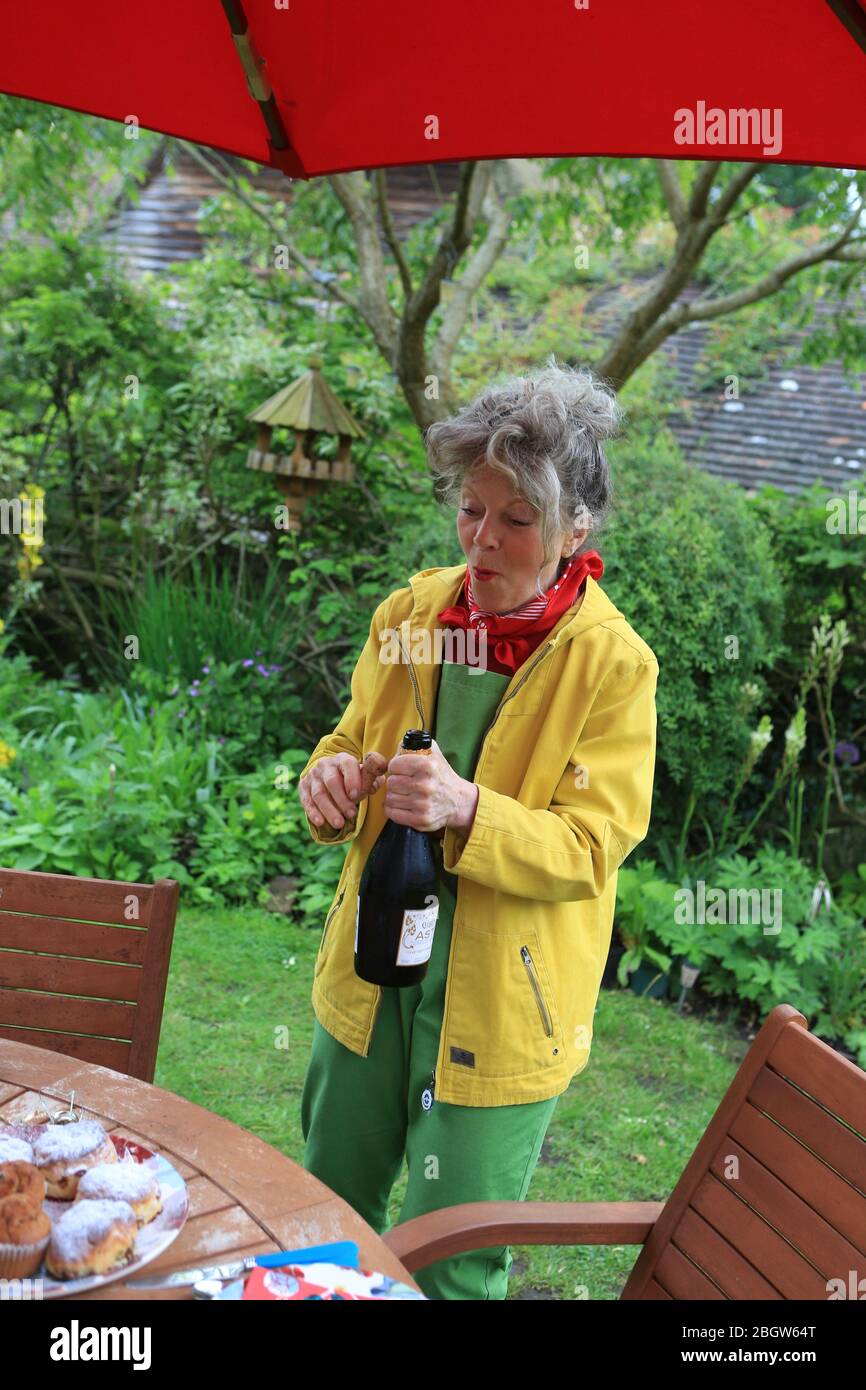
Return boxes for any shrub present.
[602,424,785,859]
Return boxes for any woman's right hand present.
[298,751,388,831]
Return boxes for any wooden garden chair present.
[0,866,179,1082]
[383,1004,866,1298]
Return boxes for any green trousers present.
[300,839,559,1301]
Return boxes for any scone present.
[31,1119,117,1199]
[44,1198,137,1280]
[75,1161,163,1225]
[0,1160,46,1209]
[0,1193,52,1279]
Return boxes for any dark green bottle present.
[354,729,440,987]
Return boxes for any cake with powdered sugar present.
[75,1160,163,1224]
[0,1135,34,1164]
[31,1119,117,1199]
[44,1197,137,1279]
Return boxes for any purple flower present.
[218,736,226,744]
[835,741,861,766]
[202,665,210,674]
[242,658,254,668]
[257,664,269,677]
[255,649,263,656]
[268,664,282,674]
[189,688,200,697]
[192,679,200,686]
[169,686,179,697]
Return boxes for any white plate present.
[0,1122,189,1298]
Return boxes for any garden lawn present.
[156,904,748,1300]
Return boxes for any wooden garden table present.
[0,1038,419,1299]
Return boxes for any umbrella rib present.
[220,0,293,154]
[823,0,866,56]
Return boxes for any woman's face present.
[457,464,583,613]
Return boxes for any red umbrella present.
[2,0,866,177]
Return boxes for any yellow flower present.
[0,742,17,768]
[16,549,44,579]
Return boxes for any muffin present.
[0,1193,51,1279]
[44,1198,137,1280]
[0,1160,46,1209]
[31,1119,117,1199]
[75,1161,162,1226]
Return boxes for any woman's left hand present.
[383,738,479,835]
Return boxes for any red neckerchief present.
[437,550,603,676]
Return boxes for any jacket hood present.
[406,562,625,650]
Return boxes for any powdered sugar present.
[48,1198,136,1263]
[76,1161,158,1204]
[0,1136,34,1163]
[32,1120,110,1165]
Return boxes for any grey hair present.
[425,354,622,598]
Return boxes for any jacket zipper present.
[398,623,427,729]
[400,627,556,758]
[320,887,346,952]
[521,945,553,1037]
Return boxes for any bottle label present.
[396,895,439,966]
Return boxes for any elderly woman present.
[297,356,658,1301]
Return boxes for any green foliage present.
[619,847,866,1065]
[0,646,341,913]
[0,94,161,234]
[127,658,306,776]
[690,846,866,1063]
[96,554,297,683]
[748,480,866,738]
[184,756,341,907]
[601,398,786,854]
[613,860,676,984]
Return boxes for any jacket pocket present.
[315,886,346,978]
[445,923,563,1080]
[520,945,553,1037]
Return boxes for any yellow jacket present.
[299,563,659,1106]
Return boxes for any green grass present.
[155,905,748,1300]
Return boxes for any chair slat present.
[730,1102,866,1247]
[642,1278,673,1299]
[0,868,153,927]
[673,1207,782,1299]
[0,986,135,1037]
[709,1137,866,1273]
[767,1025,866,1138]
[0,1026,130,1071]
[691,1171,828,1298]
[750,1064,866,1193]
[0,950,141,1002]
[652,1241,727,1299]
[622,1007,809,1300]
[0,870,178,1080]
[0,911,147,964]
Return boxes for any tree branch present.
[374,167,413,298]
[327,170,401,362]
[175,139,366,323]
[656,160,687,230]
[431,163,514,385]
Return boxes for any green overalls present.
[300,658,561,1300]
